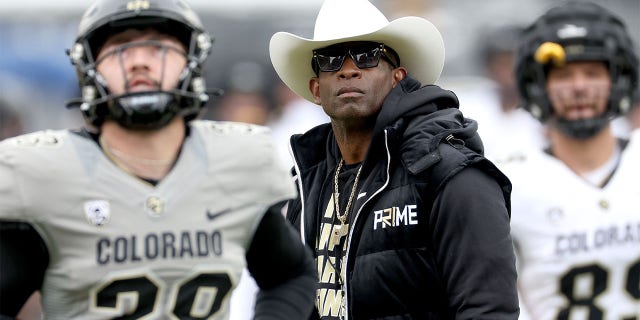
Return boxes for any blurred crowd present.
[1,0,637,145]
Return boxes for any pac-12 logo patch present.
[84,200,111,226]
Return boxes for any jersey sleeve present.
[0,138,52,316]
[195,121,296,207]
[0,221,49,317]
[240,125,297,206]
[246,205,315,319]
[0,139,24,221]
[0,131,69,222]
[431,166,520,319]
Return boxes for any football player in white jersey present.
[0,0,316,319]
[498,1,640,319]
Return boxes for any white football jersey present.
[497,130,640,320]
[0,120,295,319]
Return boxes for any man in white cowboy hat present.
[269,0,520,319]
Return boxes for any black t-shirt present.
[315,162,361,319]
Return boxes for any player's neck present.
[99,118,186,181]
[549,125,617,175]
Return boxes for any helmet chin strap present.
[552,114,610,139]
[110,91,180,130]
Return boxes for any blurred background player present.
[499,1,640,319]
[267,80,330,168]
[456,24,547,159]
[0,97,24,140]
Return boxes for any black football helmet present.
[515,1,638,138]
[67,0,215,130]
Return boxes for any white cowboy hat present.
[269,0,445,103]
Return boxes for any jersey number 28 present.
[92,271,232,319]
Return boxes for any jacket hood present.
[372,75,484,173]
[399,107,484,176]
[372,75,457,135]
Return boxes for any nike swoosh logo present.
[206,208,233,221]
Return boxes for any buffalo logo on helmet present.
[127,0,150,11]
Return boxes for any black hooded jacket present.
[285,76,519,319]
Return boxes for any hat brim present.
[269,16,445,103]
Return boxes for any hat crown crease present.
[313,0,389,41]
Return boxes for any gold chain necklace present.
[332,159,363,244]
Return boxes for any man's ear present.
[392,67,407,88]
[309,77,322,105]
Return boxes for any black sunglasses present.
[312,42,400,74]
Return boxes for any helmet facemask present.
[67,0,215,131]
[89,36,194,130]
[545,65,613,139]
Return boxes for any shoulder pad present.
[3,131,66,149]
[191,120,270,136]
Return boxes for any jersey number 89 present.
[558,259,640,320]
